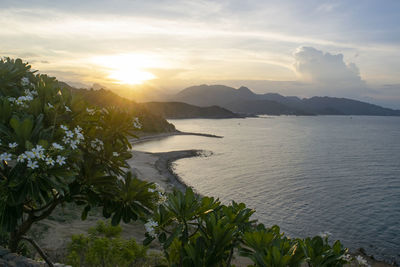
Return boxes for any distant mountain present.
[61,83,243,128]
[173,84,400,116]
[175,85,259,106]
[224,99,313,116]
[141,102,242,119]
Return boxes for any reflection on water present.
[134,116,400,262]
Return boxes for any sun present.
[108,69,155,85]
[92,54,159,85]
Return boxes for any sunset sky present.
[1,0,399,108]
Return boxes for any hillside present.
[173,84,400,116]
[141,102,242,119]
[68,87,176,133]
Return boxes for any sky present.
[1,0,400,108]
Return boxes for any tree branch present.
[32,196,62,222]
[21,236,54,267]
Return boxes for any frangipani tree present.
[0,58,158,265]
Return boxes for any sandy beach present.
[31,131,395,266]
[31,132,214,261]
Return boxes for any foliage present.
[66,221,147,267]
[144,188,351,267]
[0,57,160,254]
[300,235,349,267]
[69,88,176,133]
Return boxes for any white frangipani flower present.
[56,155,66,166]
[133,117,142,129]
[62,136,71,144]
[45,156,55,166]
[69,140,78,150]
[339,254,352,262]
[27,160,39,169]
[17,153,27,163]
[60,125,69,131]
[21,77,30,86]
[355,255,369,266]
[8,142,18,148]
[144,220,158,238]
[0,152,12,162]
[32,145,45,159]
[319,231,332,239]
[113,152,119,157]
[90,138,104,151]
[25,151,35,159]
[52,143,64,150]
[65,130,74,138]
[86,108,95,115]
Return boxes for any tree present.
[0,58,159,265]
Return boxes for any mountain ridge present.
[173,84,400,116]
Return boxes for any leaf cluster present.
[144,188,350,267]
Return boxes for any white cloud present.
[294,46,364,88]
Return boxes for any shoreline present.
[129,132,397,267]
[130,130,222,145]
[152,149,205,192]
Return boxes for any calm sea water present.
[134,116,400,262]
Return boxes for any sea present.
[133,116,400,263]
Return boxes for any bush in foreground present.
[0,58,160,266]
[66,221,148,267]
[143,188,351,267]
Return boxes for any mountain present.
[224,99,313,115]
[62,84,243,130]
[175,85,259,106]
[141,102,242,119]
[172,84,400,116]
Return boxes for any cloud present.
[293,46,364,88]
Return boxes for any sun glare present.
[108,69,156,85]
[92,54,160,85]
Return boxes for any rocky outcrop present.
[0,247,69,267]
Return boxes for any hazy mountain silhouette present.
[173,84,400,116]
[60,83,242,121]
[141,102,242,119]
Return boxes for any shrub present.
[144,188,350,267]
[66,221,147,267]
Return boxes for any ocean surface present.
[134,116,400,262]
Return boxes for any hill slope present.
[68,88,176,133]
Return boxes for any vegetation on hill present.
[63,86,176,133]
[66,221,150,267]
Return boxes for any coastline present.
[129,132,397,267]
[130,130,222,144]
